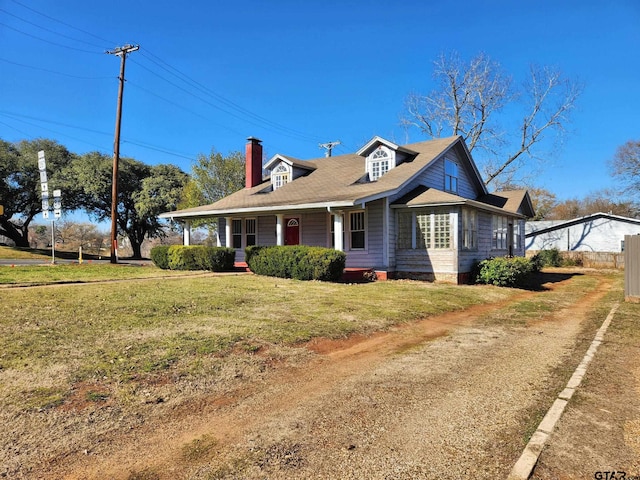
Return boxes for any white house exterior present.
[526,213,640,253]
[161,136,534,283]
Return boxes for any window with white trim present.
[433,213,450,249]
[416,213,431,249]
[397,211,413,249]
[349,211,366,250]
[397,209,452,250]
[512,220,521,251]
[367,146,395,181]
[245,218,257,246]
[492,215,508,249]
[232,219,242,248]
[444,159,459,193]
[462,209,477,250]
[271,163,290,190]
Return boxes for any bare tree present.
[402,52,582,187]
[609,140,640,195]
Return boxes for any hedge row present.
[150,245,236,271]
[245,245,345,282]
[474,256,539,287]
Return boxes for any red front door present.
[285,218,299,245]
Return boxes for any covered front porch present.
[176,201,391,278]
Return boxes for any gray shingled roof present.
[162,136,464,218]
[160,135,531,219]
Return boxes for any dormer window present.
[367,146,395,181]
[271,163,290,190]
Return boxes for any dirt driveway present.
[21,272,640,479]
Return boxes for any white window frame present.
[397,211,413,249]
[512,220,521,252]
[271,163,290,190]
[399,209,452,250]
[231,218,243,249]
[348,210,366,251]
[492,215,509,250]
[245,218,257,247]
[462,208,478,250]
[366,146,395,181]
[444,159,459,193]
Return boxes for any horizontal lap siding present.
[393,206,457,275]
[258,216,277,247]
[301,212,329,247]
[395,249,456,273]
[345,200,385,269]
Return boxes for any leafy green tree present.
[71,152,189,258]
[0,138,80,247]
[178,149,245,239]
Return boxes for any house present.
[160,135,534,283]
[526,212,640,253]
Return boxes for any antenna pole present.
[319,140,341,157]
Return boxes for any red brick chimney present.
[245,137,263,189]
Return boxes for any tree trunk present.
[130,240,143,259]
[0,218,30,247]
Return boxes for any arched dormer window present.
[366,146,395,181]
[271,163,290,190]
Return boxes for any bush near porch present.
[246,245,346,282]
[474,256,540,287]
[150,245,236,271]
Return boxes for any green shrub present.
[533,248,563,268]
[475,256,536,287]
[149,245,170,269]
[244,245,266,265]
[158,245,235,271]
[246,245,346,282]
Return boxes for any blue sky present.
[1,0,639,207]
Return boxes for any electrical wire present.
[6,0,116,47]
[138,49,324,143]
[0,7,108,50]
[0,57,113,80]
[0,22,102,54]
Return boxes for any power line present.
[126,81,245,137]
[0,21,102,54]
[0,57,112,80]
[0,7,107,49]
[136,49,324,143]
[0,111,197,161]
[7,0,116,46]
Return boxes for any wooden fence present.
[625,235,640,302]
[527,251,625,269]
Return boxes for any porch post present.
[276,214,284,246]
[225,216,232,248]
[183,220,191,246]
[334,212,344,251]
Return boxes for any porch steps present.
[233,261,251,272]
[341,268,388,282]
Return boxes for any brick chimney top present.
[245,137,263,189]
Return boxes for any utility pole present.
[106,43,139,263]
[319,140,341,157]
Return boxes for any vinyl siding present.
[301,212,328,246]
[394,206,457,275]
[390,150,480,204]
[343,199,386,269]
